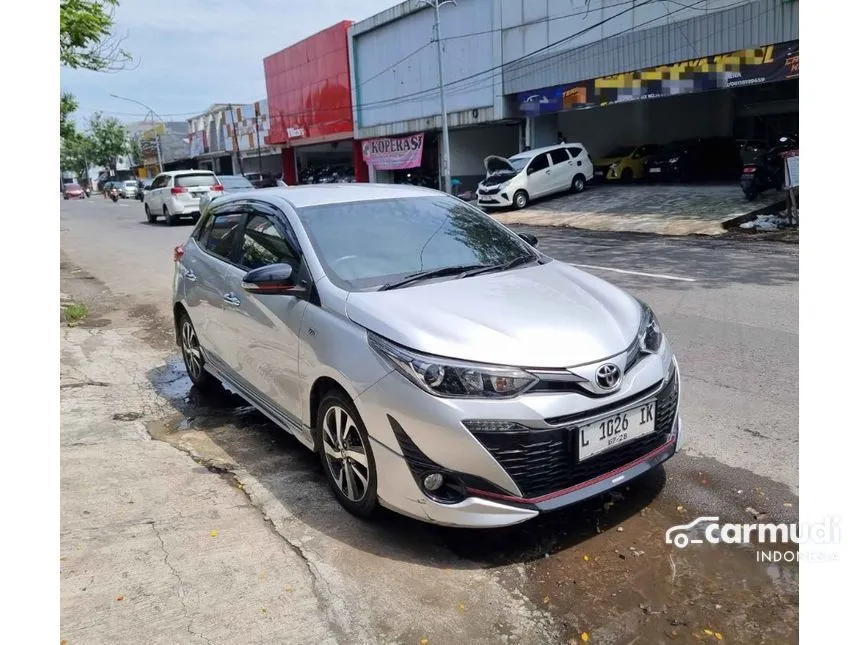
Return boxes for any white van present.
[477,143,593,210]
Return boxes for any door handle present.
[182,268,197,282]
[223,293,241,307]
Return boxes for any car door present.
[525,153,553,197]
[181,205,245,366]
[148,174,167,212]
[548,147,575,192]
[219,201,310,421]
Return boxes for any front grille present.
[469,367,679,499]
[478,186,501,195]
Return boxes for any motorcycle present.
[740,135,798,201]
[109,186,120,203]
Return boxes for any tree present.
[61,132,94,179]
[61,92,79,141]
[60,0,131,71]
[86,113,129,173]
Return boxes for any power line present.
[266,0,755,123]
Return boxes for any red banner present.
[362,133,424,170]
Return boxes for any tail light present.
[173,245,185,262]
[211,184,224,192]
[171,186,187,195]
[743,166,758,172]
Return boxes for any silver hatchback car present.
[172,184,681,528]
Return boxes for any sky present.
[60,0,401,127]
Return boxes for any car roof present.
[510,143,586,160]
[159,169,216,177]
[212,183,442,210]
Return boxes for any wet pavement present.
[147,358,799,645]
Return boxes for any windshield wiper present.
[457,254,537,278]
[377,263,490,291]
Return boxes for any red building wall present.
[263,21,354,148]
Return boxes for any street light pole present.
[421,0,455,194]
[110,94,164,174]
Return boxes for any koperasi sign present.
[362,133,425,170]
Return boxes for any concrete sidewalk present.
[60,323,338,644]
[484,183,774,236]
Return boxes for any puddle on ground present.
[146,356,799,644]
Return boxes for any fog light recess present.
[423,472,445,491]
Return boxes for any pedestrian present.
[557,132,567,144]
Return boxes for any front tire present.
[178,312,215,389]
[512,190,529,210]
[317,391,378,518]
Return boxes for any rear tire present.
[177,312,216,389]
[513,190,528,210]
[164,206,178,226]
[317,390,378,519]
[743,186,758,201]
[145,204,156,224]
[572,174,586,193]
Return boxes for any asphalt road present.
[60,195,799,493]
[61,194,799,643]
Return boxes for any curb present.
[721,198,786,230]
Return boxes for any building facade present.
[263,21,368,185]
[223,100,282,176]
[187,104,236,174]
[348,0,798,190]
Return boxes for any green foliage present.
[60,0,130,71]
[60,132,93,177]
[61,92,79,140]
[86,113,130,171]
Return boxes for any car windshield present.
[508,157,529,172]
[176,173,217,188]
[124,181,137,187]
[297,196,539,291]
[219,176,254,190]
[605,146,636,158]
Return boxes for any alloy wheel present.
[322,405,370,502]
[180,320,203,381]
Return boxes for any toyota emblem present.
[595,363,622,390]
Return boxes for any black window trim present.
[234,200,303,272]
[195,201,249,270]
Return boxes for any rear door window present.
[176,173,218,188]
[201,212,244,261]
[549,148,571,164]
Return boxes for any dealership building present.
[263,21,369,185]
[345,0,797,192]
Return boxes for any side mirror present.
[518,233,539,247]
[526,166,536,175]
[241,263,306,296]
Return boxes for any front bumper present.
[476,185,514,208]
[355,347,681,528]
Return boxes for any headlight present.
[368,332,538,398]
[637,302,664,354]
[668,156,680,164]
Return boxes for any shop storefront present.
[263,21,368,185]
[515,40,799,159]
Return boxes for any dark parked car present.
[644,137,741,182]
[199,175,255,213]
[244,172,278,188]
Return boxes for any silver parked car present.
[171,184,681,528]
[198,174,255,214]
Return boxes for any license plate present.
[649,167,662,174]
[594,170,604,176]
[575,399,657,461]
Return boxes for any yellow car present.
[593,144,665,181]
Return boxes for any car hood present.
[484,155,516,174]
[345,261,642,368]
[593,156,625,166]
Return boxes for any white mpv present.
[477,143,594,210]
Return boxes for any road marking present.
[570,263,696,282]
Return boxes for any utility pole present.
[227,104,245,175]
[421,0,455,194]
[149,110,164,174]
[110,95,164,174]
[254,103,264,174]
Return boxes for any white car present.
[144,170,224,226]
[477,143,593,210]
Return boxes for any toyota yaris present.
[172,184,681,528]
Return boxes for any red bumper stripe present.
[467,437,677,505]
